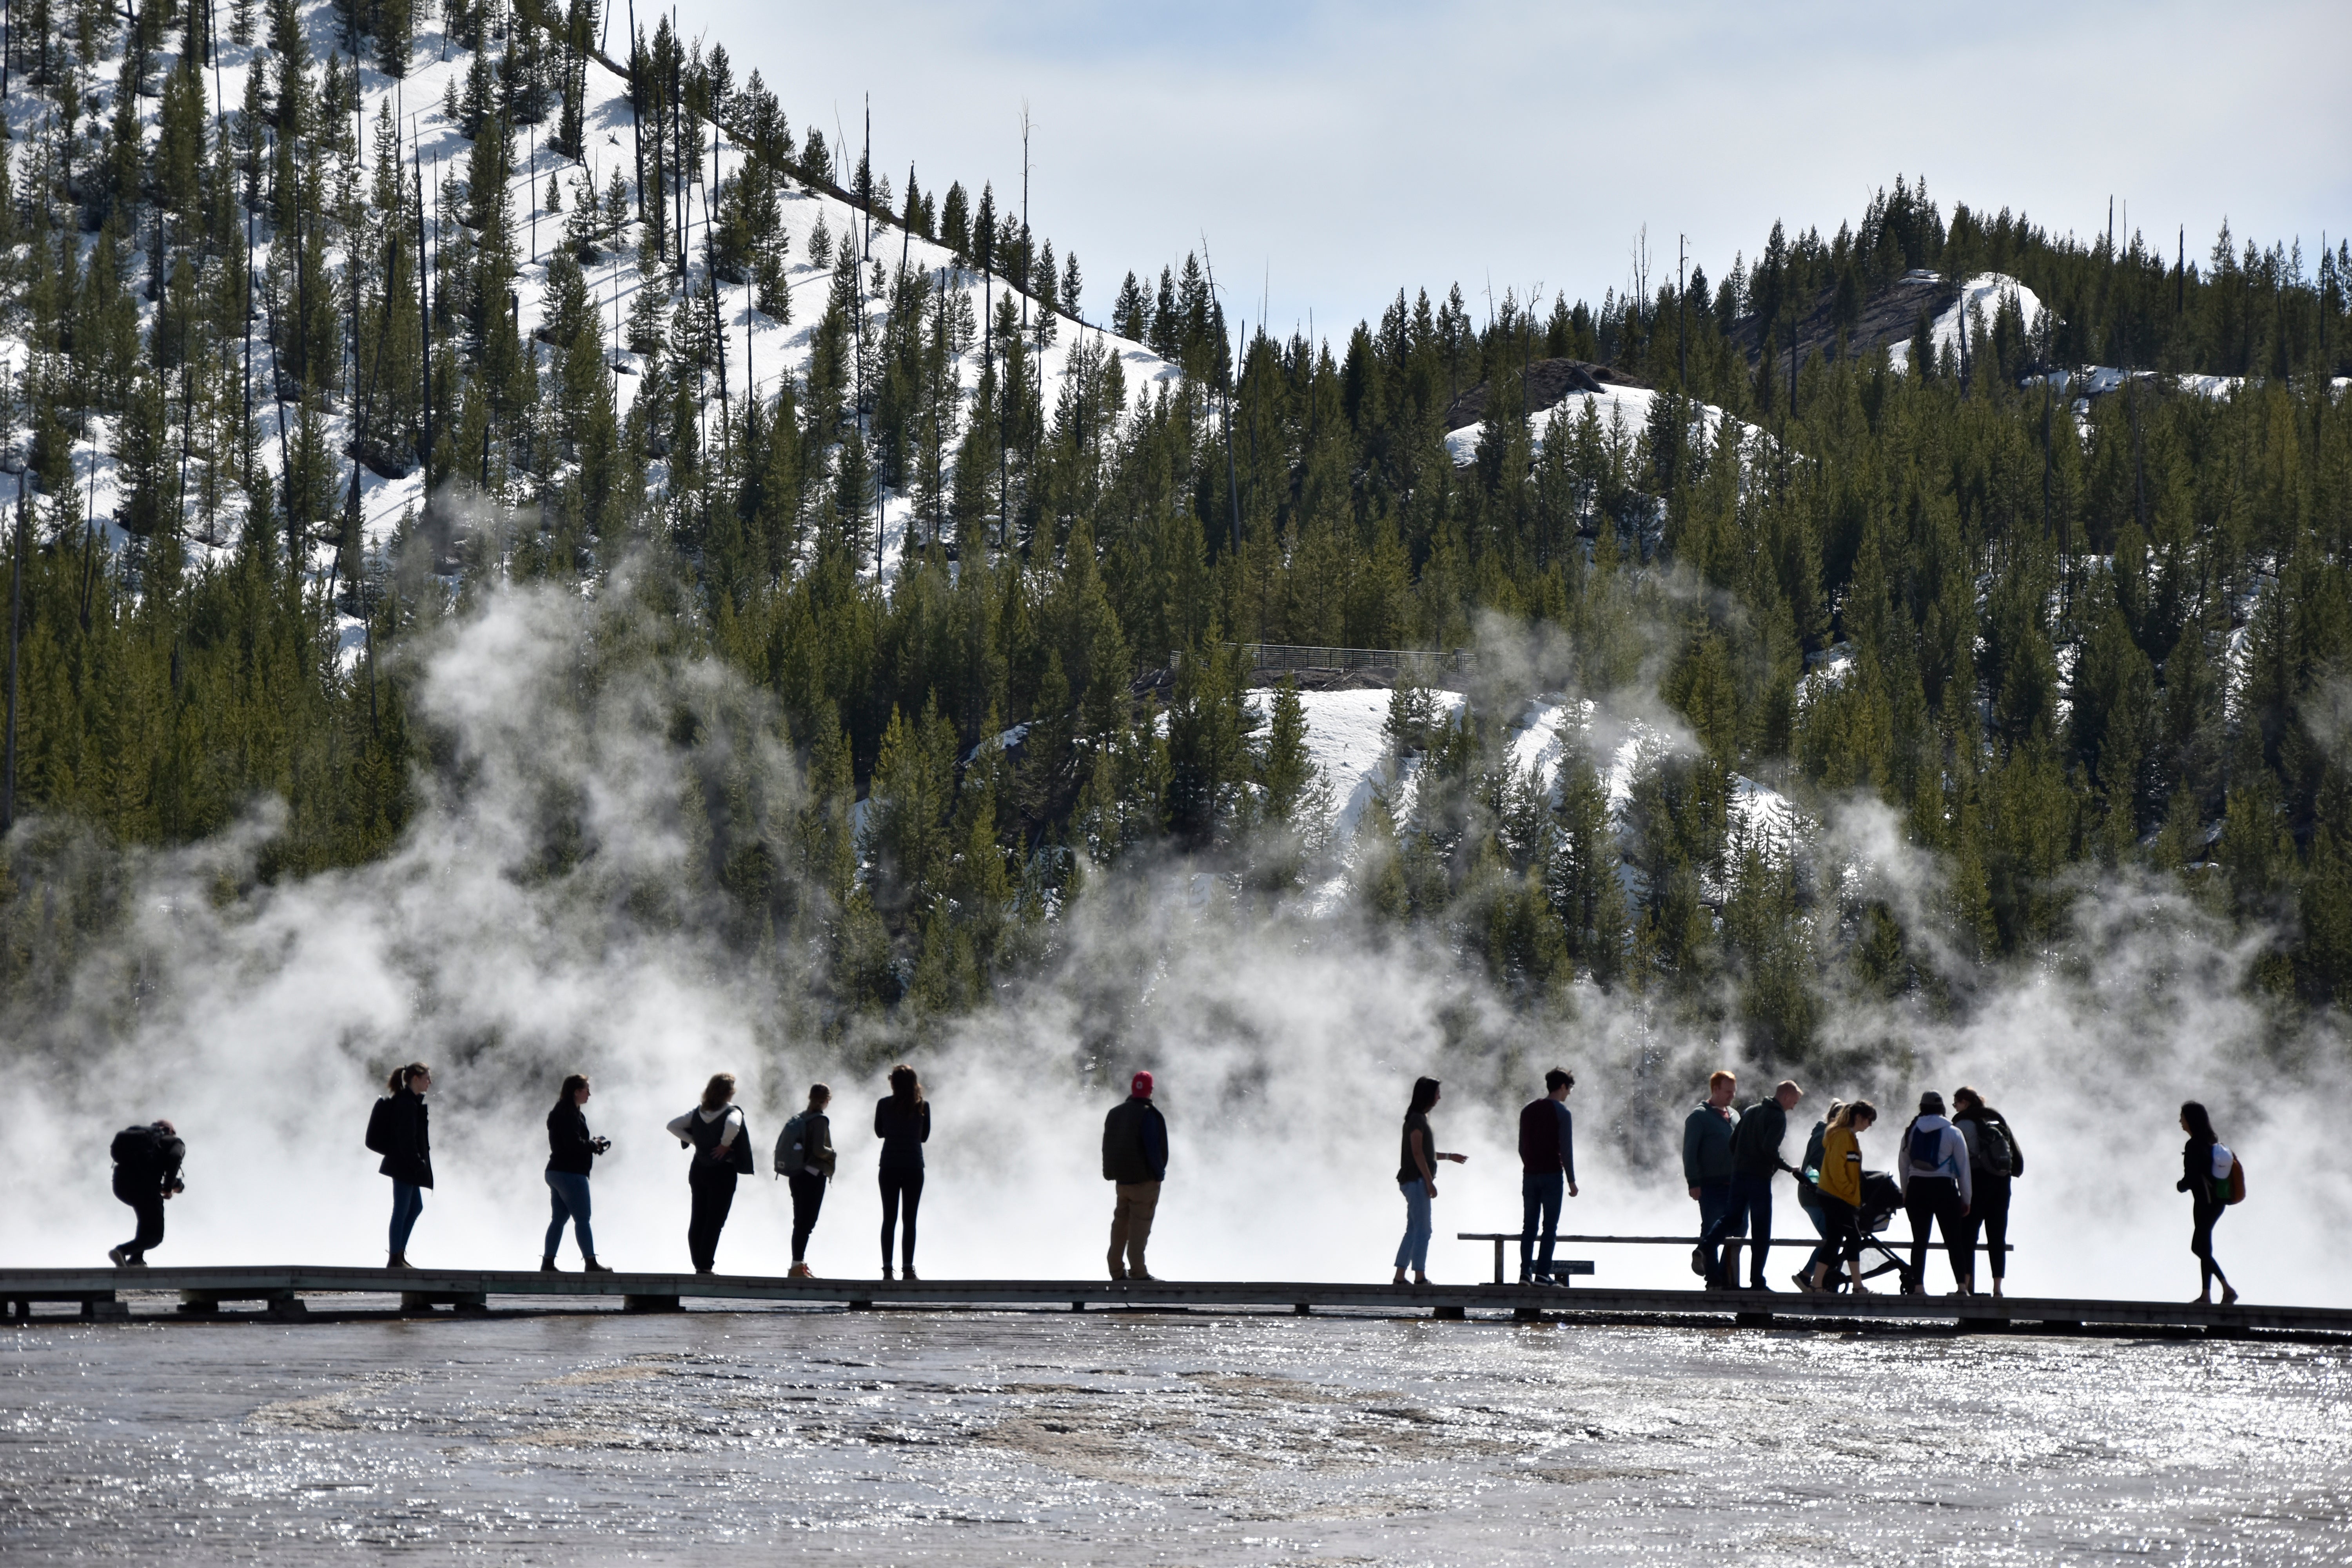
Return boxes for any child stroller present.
[1802,1168,1922,1294]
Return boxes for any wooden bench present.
[1456,1233,1598,1286]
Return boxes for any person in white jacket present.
[1896,1091,1974,1294]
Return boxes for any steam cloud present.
[3,573,2345,1303]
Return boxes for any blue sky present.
[672,0,2350,343]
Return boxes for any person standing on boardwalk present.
[875,1065,930,1280]
[1682,1071,1739,1288]
[1950,1086,2022,1298]
[1896,1091,1974,1294]
[777,1084,835,1279]
[2178,1101,2239,1306]
[1102,1071,1169,1281]
[106,1120,185,1268]
[368,1063,433,1269]
[1707,1079,1803,1292]
[1392,1077,1466,1287]
[1807,1100,1877,1293]
[1515,1069,1578,1285]
[543,1074,612,1274]
[1792,1099,1843,1290]
[668,1073,751,1275]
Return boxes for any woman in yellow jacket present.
[1807,1100,1878,1293]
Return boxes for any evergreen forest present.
[3,0,2350,1067]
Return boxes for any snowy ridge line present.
[0,0,1184,600]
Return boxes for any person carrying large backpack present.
[366,1064,434,1269]
[107,1120,186,1267]
[1896,1091,1973,1294]
[668,1074,752,1275]
[1950,1086,2022,1298]
[2177,1100,2240,1306]
[775,1084,835,1279]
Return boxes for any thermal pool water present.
[4,1304,2347,1563]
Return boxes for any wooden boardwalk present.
[3,1265,2344,1338]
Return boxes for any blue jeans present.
[1694,1179,1742,1283]
[544,1171,595,1260]
[1705,1172,1775,1285]
[1394,1180,1432,1273]
[1799,1198,1832,1276]
[388,1181,425,1255]
[1520,1171,1564,1278]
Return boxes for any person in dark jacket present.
[1515,1068,1579,1285]
[378,1063,433,1269]
[2177,1100,2238,1305]
[107,1120,186,1267]
[779,1084,836,1279]
[1102,1071,1170,1281]
[669,1073,751,1274]
[1950,1086,2022,1298]
[875,1065,929,1280]
[1896,1091,1974,1294]
[1681,1071,1738,1287]
[544,1074,613,1273]
[1706,1079,1803,1291]
[1791,1099,1842,1290]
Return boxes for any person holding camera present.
[107,1120,186,1267]
[543,1074,613,1272]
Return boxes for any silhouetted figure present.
[778,1084,835,1278]
[1682,1070,1739,1288]
[544,1074,612,1272]
[1951,1086,2022,1297]
[1515,1068,1578,1284]
[1392,1076,1465,1286]
[107,1120,185,1267]
[1707,1078,1804,1291]
[1897,1091,1974,1294]
[367,1063,433,1269]
[2178,1100,2239,1306]
[1102,1071,1169,1281]
[670,1073,751,1274]
[875,1065,929,1280]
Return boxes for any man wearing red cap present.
[1101,1071,1169,1280]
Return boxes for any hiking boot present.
[880,1265,894,1281]
[541,1258,562,1273]
[1129,1270,1155,1282]
[107,1246,130,1268]
[387,1252,409,1270]
[1109,1269,1128,1282]
[902,1267,920,1281]
[582,1258,614,1274]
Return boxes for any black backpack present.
[365,1096,395,1155]
[1973,1117,2014,1178]
[110,1124,158,1167]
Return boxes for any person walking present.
[1791,1098,1843,1291]
[370,1063,434,1269]
[1515,1069,1578,1285]
[106,1120,186,1268]
[1950,1086,2022,1297]
[1102,1071,1169,1281]
[1807,1100,1878,1293]
[1392,1077,1466,1286]
[2178,1101,2239,1306]
[1707,1079,1803,1291]
[1896,1091,1974,1294]
[875,1065,929,1280]
[668,1073,752,1275]
[777,1084,836,1279]
[543,1074,612,1273]
[1682,1071,1739,1288]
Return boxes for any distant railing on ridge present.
[1236,644,1475,676]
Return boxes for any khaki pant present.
[1109,1181,1161,1278]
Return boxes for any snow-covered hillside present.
[0,0,1181,590]
[1885,271,2044,373]
[1441,378,1749,468]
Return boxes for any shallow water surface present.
[4,1305,2347,1564]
